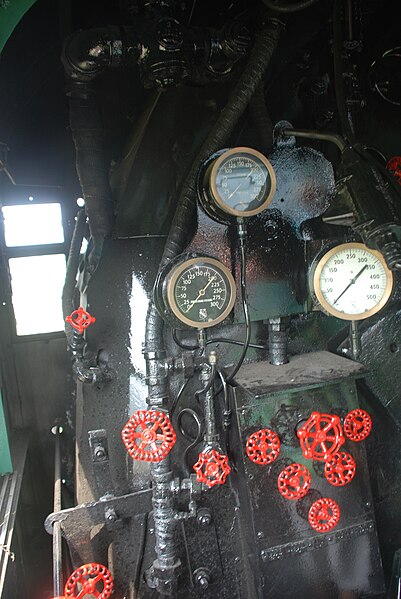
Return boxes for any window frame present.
[0,185,73,341]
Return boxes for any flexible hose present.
[332,0,355,144]
[262,0,320,13]
[62,209,86,347]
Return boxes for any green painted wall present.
[0,389,12,475]
[0,0,38,54]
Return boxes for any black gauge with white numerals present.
[166,256,236,328]
[312,242,393,320]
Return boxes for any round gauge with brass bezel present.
[199,147,276,224]
[312,242,393,321]
[155,255,236,329]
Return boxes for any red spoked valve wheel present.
[66,307,96,335]
[324,451,356,487]
[308,498,341,533]
[193,449,231,487]
[277,463,312,500]
[121,410,176,462]
[64,562,113,599]
[297,412,345,461]
[343,409,372,442]
[246,429,281,465]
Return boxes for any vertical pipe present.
[52,426,63,598]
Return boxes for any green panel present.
[0,389,12,475]
[0,0,38,54]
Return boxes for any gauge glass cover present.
[210,147,276,217]
[313,242,393,320]
[167,257,236,328]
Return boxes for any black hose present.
[158,18,283,271]
[62,209,86,346]
[69,97,115,252]
[249,83,274,155]
[262,0,320,13]
[332,0,355,144]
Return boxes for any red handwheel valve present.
[66,307,96,335]
[297,412,345,461]
[324,451,356,487]
[64,562,113,599]
[343,409,372,442]
[121,410,176,462]
[308,498,341,533]
[246,429,281,465]
[193,449,231,487]
[277,463,312,500]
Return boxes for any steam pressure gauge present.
[312,242,393,320]
[199,147,276,223]
[155,255,236,329]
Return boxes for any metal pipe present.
[283,127,347,152]
[51,426,63,598]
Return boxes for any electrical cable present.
[262,0,320,13]
[169,377,192,417]
[225,240,251,385]
[177,408,203,476]
[172,329,268,351]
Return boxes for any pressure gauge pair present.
[311,242,393,321]
[154,254,236,329]
[199,147,276,223]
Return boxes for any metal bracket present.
[88,429,113,498]
[44,488,152,565]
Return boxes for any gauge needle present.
[186,276,216,313]
[226,168,257,201]
[333,265,368,305]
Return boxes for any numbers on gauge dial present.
[316,245,391,318]
[215,155,269,213]
[174,265,229,323]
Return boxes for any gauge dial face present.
[166,257,236,328]
[209,147,276,217]
[313,242,393,321]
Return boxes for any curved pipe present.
[262,0,320,12]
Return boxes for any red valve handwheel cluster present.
[386,156,401,185]
[65,307,96,335]
[308,497,340,533]
[64,562,114,599]
[246,428,281,465]
[121,410,176,462]
[324,451,356,487]
[193,449,231,487]
[297,412,345,461]
[343,409,372,442]
[277,463,311,500]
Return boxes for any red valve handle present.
[297,412,345,461]
[386,156,401,185]
[343,409,372,442]
[193,449,231,487]
[277,463,312,500]
[64,562,113,599]
[121,410,176,462]
[246,428,281,465]
[66,307,96,335]
[308,498,340,533]
[324,451,356,486]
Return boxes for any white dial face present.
[314,243,393,320]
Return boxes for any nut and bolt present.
[94,446,106,460]
[193,568,210,590]
[197,508,212,527]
